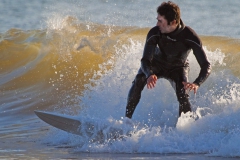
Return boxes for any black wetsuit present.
[125,20,211,118]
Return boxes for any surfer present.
[125,1,211,119]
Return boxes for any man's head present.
[156,1,181,33]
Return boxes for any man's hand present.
[147,75,158,89]
[182,82,199,94]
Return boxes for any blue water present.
[1,0,240,38]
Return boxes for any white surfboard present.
[34,110,130,142]
[34,110,83,135]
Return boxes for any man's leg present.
[125,73,147,119]
[168,67,191,116]
[175,81,191,116]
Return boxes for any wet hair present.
[157,1,180,25]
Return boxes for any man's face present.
[156,14,174,33]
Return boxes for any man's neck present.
[164,24,179,35]
[169,24,179,33]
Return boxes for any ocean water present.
[1,0,240,159]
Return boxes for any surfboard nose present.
[34,110,46,117]
[34,110,82,135]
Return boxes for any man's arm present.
[141,27,159,78]
[141,45,155,78]
[185,27,211,86]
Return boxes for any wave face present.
[1,17,240,158]
[0,20,149,116]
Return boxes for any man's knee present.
[178,93,191,116]
[133,74,147,88]
[127,74,146,99]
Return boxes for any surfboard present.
[34,110,130,142]
[34,110,83,135]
